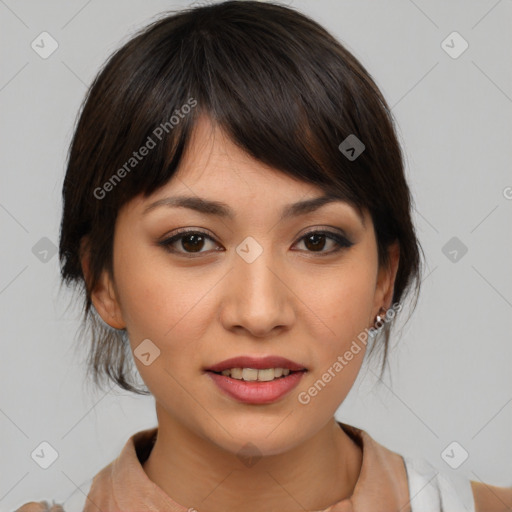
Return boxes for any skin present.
[84,114,403,512]
[470,481,512,512]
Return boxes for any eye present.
[157,228,354,257]
[292,229,354,255]
[157,228,220,256]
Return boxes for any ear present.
[372,241,400,317]
[80,237,126,330]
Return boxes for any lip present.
[206,370,306,404]
[205,355,307,373]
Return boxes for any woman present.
[17,1,511,511]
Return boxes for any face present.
[89,115,398,457]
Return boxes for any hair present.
[59,0,423,395]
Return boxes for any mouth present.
[205,355,307,374]
[207,367,306,382]
[204,355,308,404]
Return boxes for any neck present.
[142,413,363,512]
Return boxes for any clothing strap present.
[403,456,475,512]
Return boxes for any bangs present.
[71,1,386,219]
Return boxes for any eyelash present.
[157,228,354,257]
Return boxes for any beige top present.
[16,422,481,512]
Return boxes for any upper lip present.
[205,356,307,373]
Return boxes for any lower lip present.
[206,371,306,404]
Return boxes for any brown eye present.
[294,230,353,254]
[303,233,328,251]
[180,233,207,252]
[158,230,220,255]
[158,228,353,258]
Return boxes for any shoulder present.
[15,475,93,511]
[471,480,512,512]
[403,456,512,512]
[15,501,65,511]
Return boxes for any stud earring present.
[374,307,387,328]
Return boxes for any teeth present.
[231,368,243,379]
[217,367,293,381]
[242,368,259,381]
[256,369,275,381]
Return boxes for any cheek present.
[114,260,210,401]
[112,243,224,390]
[297,272,372,412]
[113,238,204,336]
[308,261,377,347]
[298,256,377,404]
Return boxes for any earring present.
[374,307,387,328]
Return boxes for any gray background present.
[1,0,511,509]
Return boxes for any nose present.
[219,246,296,338]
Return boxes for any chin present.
[203,420,306,459]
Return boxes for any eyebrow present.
[143,193,364,224]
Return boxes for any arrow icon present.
[441,31,468,59]
[441,441,469,469]
[236,236,262,263]
[237,442,262,467]
[31,31,59,59]
[338,134,365,161]
[32,236,58,263]
[134,339,161,366]
[31,441,59,468]
[442,236,468,263]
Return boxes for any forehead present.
[173,114,314,194]
[128,114,368,228]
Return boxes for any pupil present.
[305,233,325,251]
[183,234,204,252]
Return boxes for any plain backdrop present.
[1,0,511,510]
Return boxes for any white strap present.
[403,456,475,512]
[437,470,476,512]
[404,456,442,511]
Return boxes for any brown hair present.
[59,0,423,395]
